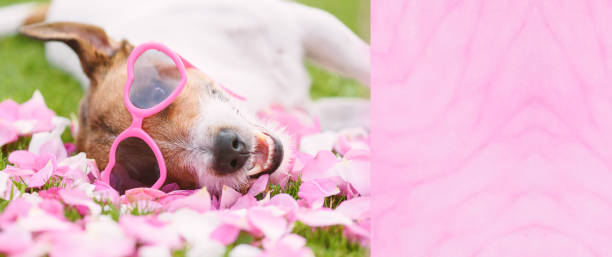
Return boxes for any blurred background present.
[0,0,370,119]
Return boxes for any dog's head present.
[21,22,293,194]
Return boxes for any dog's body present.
[1,0,370,193]
[44,0,370,124]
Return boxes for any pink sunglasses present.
[100,42,246,192]
[100,43,189,190]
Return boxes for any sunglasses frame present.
[100,42,189,190]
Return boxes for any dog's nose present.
[213,129,249,174]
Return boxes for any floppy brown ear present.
[20,22,131,81]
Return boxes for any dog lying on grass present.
[0,0,369,193]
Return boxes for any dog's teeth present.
[263,135,275,170]
[247,165,263,176]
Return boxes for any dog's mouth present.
[246,132,283,178]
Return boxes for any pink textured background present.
[371,0,612,256]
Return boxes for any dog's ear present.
[20,22,132,82]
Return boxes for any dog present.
[0,0,370,193]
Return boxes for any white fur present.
[0,2,38,35]
[40,0,371,128]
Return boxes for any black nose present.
[213,129,249,174]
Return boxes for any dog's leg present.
[292,3,370,86]
[308,97,370,131]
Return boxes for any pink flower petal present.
[0,225,33,254]
[265,194,298,216]
[86,159,100,180]
[56,153,90,182]
[298,178,340,208]
[0,99,19,121]
[38,199,65,220]
[333,128,370,156]
[219,212,256,234]
[262,234,315,257]
[299,132,338,156]
[333,156,370,196]
[335,196,370,220]
[210,224,241,245]
[59,188,101,215]
[299,151,338,182]
[34,154,55,171]
[229,244,262,257]
[164,188,211,213]
[0,122,18,147]
[48,218,134,257]
[119,215,181,248]
[2,166,35,177]
[295,208,352,227]
[38,187,61,200]
[0,198,31,227]
[264,233,306,251]
[157,189,195,205]
[231,194,259,210]
[26,160,54,188]
[18,91,55,133]
[92,180,120,205]
[29,132,67,162]
[64,142,76,156]
[123,187,166,203]
[247,174,269,196]
[344,219,370,246]
[247,207,288,241]
[343,149,370,161]
[8,150,37,170]
[219,185,242,209]
[126,200,163,214]
[290,152,313,179]
[17,206,78,232]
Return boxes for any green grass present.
[294,222,368,257]
[0,0,369,256]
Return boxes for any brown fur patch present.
[23,3,49,26]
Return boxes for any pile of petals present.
[0,92,370,257]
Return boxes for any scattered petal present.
[228,244,262,257]
[165,187,211,213]
[219,185,241,209]
[26,161,54,188]
[299,151,339,182]
[210,224,241,245]
[120,215,181,248]
[248,207,288,241]
[247,174,269,196]
[295,208,352,227]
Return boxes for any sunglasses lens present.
[129,49,182,109]
[109,137,160,194]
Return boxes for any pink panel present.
[372,0,612,256]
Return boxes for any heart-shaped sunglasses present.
[100,42,243,192]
